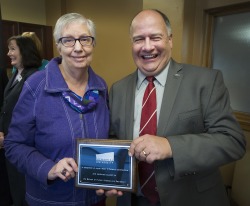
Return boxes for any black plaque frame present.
[75,139,137,192]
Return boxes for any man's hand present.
[129,135,172,163]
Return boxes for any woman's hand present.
[96,189,123,197]
[0,132,4,148]
[48,157,78,182]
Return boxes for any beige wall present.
[143,0,184,62]
[53,0,185,88]
[0,0,46,25]
[61,0,142,88]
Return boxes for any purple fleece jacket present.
[4,57,109,206]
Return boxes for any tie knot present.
[146,76,154,82]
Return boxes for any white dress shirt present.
[133,62,170,139]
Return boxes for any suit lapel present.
[4,72,17,97]
[157,60,183,135]
[4,68,37,99]
[125,71,137,139]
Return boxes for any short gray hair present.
[53,13,96,43]
[153,9,172,36]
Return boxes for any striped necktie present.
[138,76,159,205]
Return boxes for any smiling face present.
[57,22,94,71]
[7,40,23,69]
[130,10,173,76]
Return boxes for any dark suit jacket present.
[0,68,37,206]
[0,68,9,109]
[0,68,11,205]
[109,59,246,206]
[0,68,37,135]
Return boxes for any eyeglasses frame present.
[58,36,95,47]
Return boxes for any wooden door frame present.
[203,2,250,131]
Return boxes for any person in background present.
[0,67,12,206]
[97,9,246,206]
[0,35,42,206]
[4,13,109,206]
[12,31,49,73]
[0,68,9,106]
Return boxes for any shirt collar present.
[136,61,170,89]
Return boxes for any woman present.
[0,35,42,206]
[4,13,109,206]
[12,31,49,73]
[0,67,12,206]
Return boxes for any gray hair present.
[153,9,172,36]
[53,13,96,43]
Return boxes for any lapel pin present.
[174,73,180,77]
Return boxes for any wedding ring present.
[61,168,67,176]
[142,150,148,157]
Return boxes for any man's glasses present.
[58,36,95,47]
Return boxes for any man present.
[98,9,246,206]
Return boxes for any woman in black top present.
[0,36,41,206]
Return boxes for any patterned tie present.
[138,76,159,205]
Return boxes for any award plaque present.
[75,139,137,192]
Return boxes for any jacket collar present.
[45,57,106,93]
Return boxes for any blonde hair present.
[21,32,43,57]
